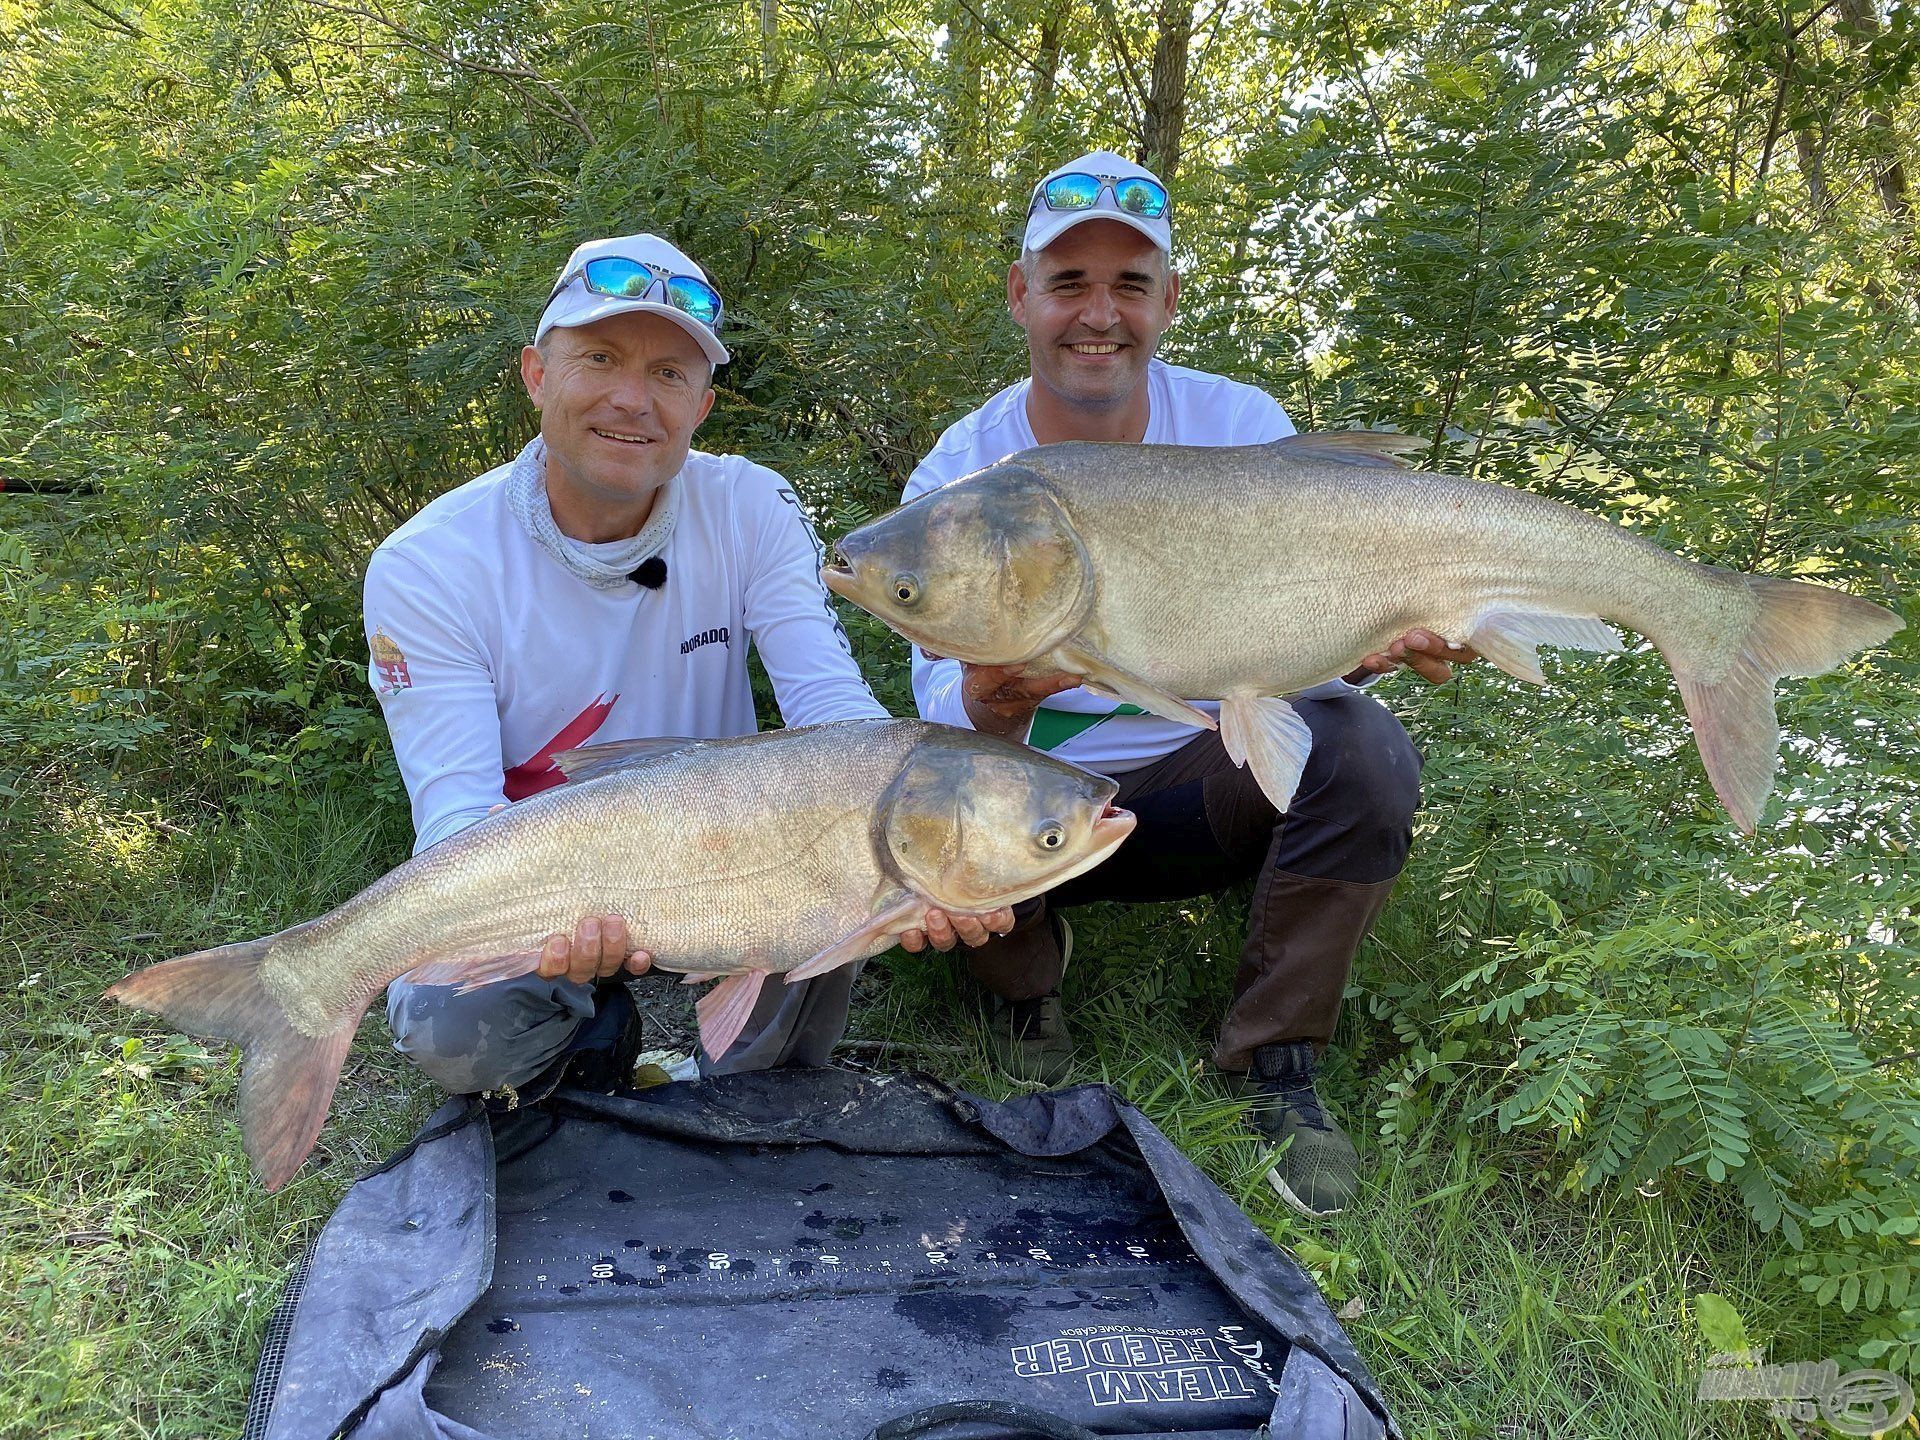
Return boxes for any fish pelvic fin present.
[1265,431,1426,469]
[1220,695,1315,812]
[552,736,701,784]
[1671,575,1902,834]
[104,930,360,1191]
[696,969,770,1063]
[1052,641,1218,731]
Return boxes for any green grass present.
[1,779,1805,1439]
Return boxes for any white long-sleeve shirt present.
[906,360,1366,776]
[365,449,886,853]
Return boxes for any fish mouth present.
[819,555,856,601]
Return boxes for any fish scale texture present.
[260,721,924,1026]
[1028,445,1756,694]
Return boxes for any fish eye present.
[891,573,921,606]
[1036,821,1066,851]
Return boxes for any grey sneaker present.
[980,915,1075,1086]
[1244,1042,1359,1217]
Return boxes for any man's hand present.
[1345,628,1480,687]
[899,907,1017,953]
[945,655,1082,739]
[536,915,655,985]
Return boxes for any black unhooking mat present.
[242,1070,1398,1440]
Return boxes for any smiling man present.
[362,233,998,1100]
[902,153,1473,1217]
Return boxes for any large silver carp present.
[105,720,1135,1189]
[823,433,1900,830]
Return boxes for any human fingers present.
[1018,671,1083,701]
[569,916,604,985]
[538,932,571,980]
[600,915,631,977]
[898,927,928,953]
[949,913,993,948]
[1395,629,1464,685]
[922,909,959,952]
[625,948,655,976]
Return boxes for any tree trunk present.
[1794,124,1831,218]
[1833,0,1911,224]
[1141,0,1193,183]
[1027,0,1063,128]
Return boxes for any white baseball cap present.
[1022,151,1173,256]
[534,232,730,366]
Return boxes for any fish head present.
[878,728,1136,911]
[823,465,1093,666]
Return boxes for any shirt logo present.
[503,693,619,800]
[680,626,730,656]
[370,629,412,697]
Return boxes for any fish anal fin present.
[1468,611,1625,686]
[553,736,701,784]
[400,949,547,993]
[785,896,927,983]
[1051,642,1216,731]
[695,970,769,1062]
[1219,695,1315,813]
[1267,431,1426,469]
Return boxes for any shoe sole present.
[1266,1165,1346,1218]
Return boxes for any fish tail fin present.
[1670,575,1901,833]
[105,931,357,1190]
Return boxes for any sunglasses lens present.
[666,276,724,328]
[581,257,653,297]
[1112,178,1169,218]
[1043,174,1102,211]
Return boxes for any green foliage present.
[3,0,1917,1423]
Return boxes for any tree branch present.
[294,0,596,145]
[73,0,146,38]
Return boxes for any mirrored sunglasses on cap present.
[542,256,725,330]
[1029,172,1171,220]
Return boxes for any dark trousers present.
[966,691,1421,1071]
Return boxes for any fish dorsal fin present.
[552,735,702,783]
[1265,431,1427,469]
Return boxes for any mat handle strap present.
[862,1400,1101,1440]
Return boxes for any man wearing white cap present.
[903,153,1471,1216]
[364,233,1010,1100]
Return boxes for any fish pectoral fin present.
[1265,431,1425,469]
[551,735,702,784]
[1467,611,1625,686]
[398,949,548,994]
[696,970,770,1062]
[1220,695,1315,813]
[785,895,927,983]
[1052,642,1217,731]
